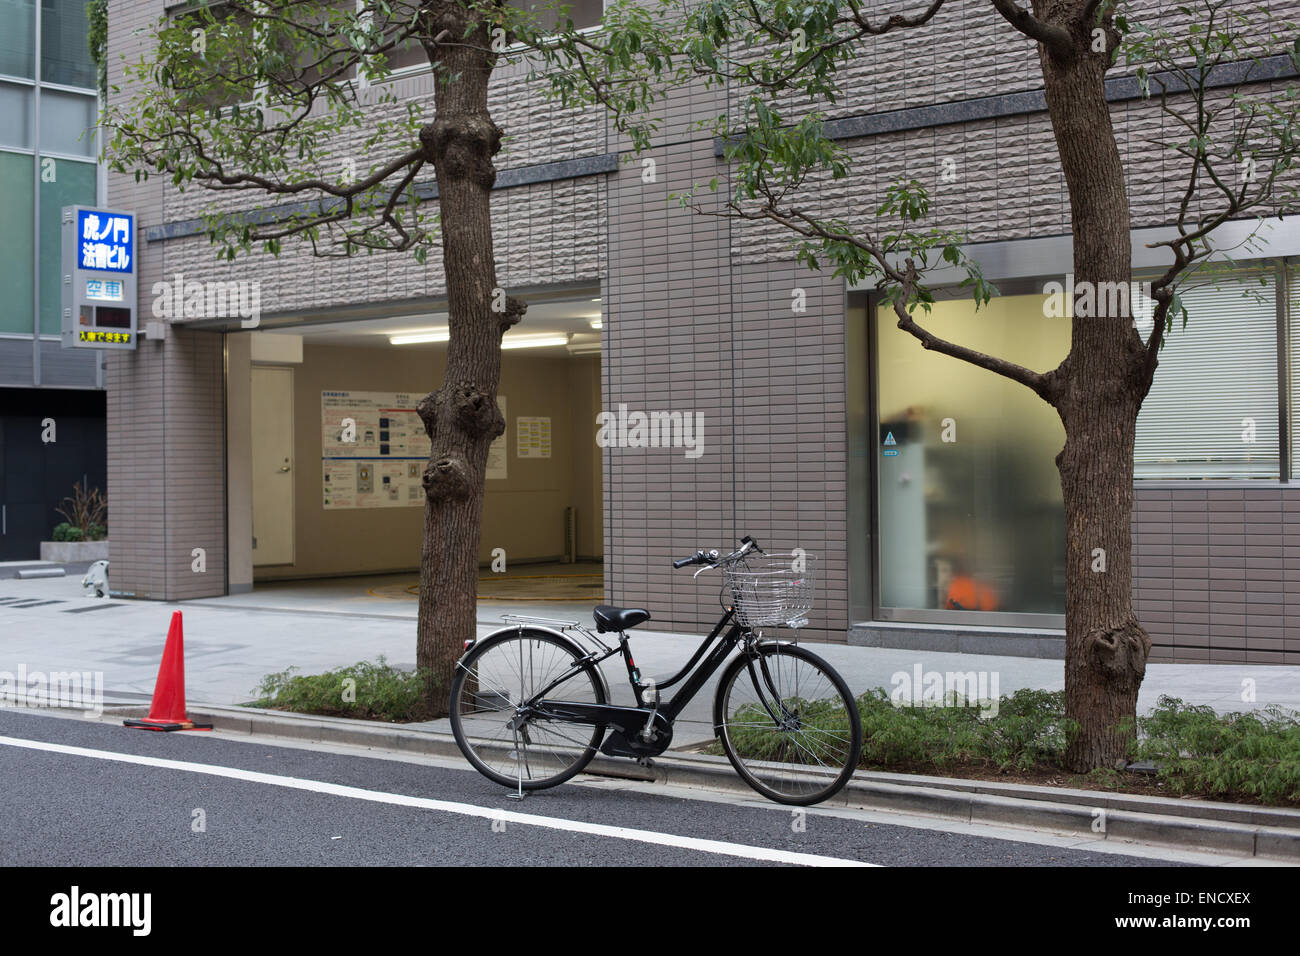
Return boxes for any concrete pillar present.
[105,325,227,600]
[226,332,253,594]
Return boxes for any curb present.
[112,701,1300,862]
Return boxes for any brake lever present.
[692,564,716,580]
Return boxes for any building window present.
[0,80,34,148]
[1133,269,1279,478]
[511,0,604,34]
[376,0,606,79]
[41,0,94,89]
[0,0,35,79]
[874,293,1068,622]
[1290,265,1300,479]
[38,88,96,155]
[0,150,35,335]
[38,155,96,334]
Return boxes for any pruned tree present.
[104,0,537,714]
[519,0,1300,769]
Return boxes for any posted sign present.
[61,205,138,350]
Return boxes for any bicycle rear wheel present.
[450,630,607,791]
[714,642,862,806]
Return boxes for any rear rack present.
[499,613,582,629]
[497,613,613,654]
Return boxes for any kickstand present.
[507,726,526,800]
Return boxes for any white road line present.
[0,734,875,867]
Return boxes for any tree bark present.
[415,0,524,716]
[1038,13,1153,770]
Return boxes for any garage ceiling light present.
[390,330,569,349]
[389,328,450,345]
[502,333,569,350]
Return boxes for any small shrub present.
[1136,695,1300,805]
[856,688,983,770]
[249,656,436,722]
[974,688,1074,772]
[86,523,107,541]
[52,523,85,542]
[55,482,107,541]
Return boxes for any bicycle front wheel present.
[714,642,862,806]
[450,630,607,791]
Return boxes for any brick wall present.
[106,326,225,600]
[1135,484,1300,664]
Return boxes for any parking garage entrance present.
[226,288,604,613]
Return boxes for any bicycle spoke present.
[452,632,605,790]
[718,645,861,803]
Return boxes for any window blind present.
[1133,270,1279,478]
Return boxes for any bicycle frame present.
[477,606,774,748]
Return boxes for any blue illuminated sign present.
[76,210,134,273]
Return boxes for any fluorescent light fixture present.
[589,319,603,330]
[591,297,602,302]
[567,342,602,356]
[390,328,450,345]
[391,330,568,349]
[502,333,568,350]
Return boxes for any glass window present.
[39,88,95,155]
[0,80,34,148]
[0,150,35,334]
[38,155,95,334]
[875,294,1068,620]
[511,0,604,32]
[41,0,95,89]
[0,0,35,78]
[376,0,604,76]
[1133,270,1279,478]
[1290,266,1300,479]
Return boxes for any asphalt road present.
[0,708,1184,868]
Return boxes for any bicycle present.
[449,536,864,806]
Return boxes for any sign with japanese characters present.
[60,205,138,351]
[319,390,508,510]
[76,210,134,273]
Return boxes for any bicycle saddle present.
[593,605,651,633]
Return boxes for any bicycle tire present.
[713,642,863,806]
[450,629,607,791]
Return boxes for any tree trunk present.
[1038,22,1153,770]
[415,0,524,716]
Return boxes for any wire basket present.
[723,552,816,628]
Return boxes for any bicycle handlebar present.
[671,536,761,569]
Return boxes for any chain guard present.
[599,712,674,758]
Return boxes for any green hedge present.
[249,656,436,722]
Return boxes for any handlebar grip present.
[672,556,694,569]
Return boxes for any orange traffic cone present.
[123,611,213,732]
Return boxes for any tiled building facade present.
[103,0,1300,662]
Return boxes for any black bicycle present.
[449,537,863,806]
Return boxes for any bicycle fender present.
[466,624,612,703]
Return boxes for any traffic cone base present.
[122,718,213,732]
[124,611,212,733]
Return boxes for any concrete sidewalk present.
[1,571,1297,745]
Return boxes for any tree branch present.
[988,0,1073,58]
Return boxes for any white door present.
[251,366,295,565]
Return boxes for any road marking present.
[0,734,875,867]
